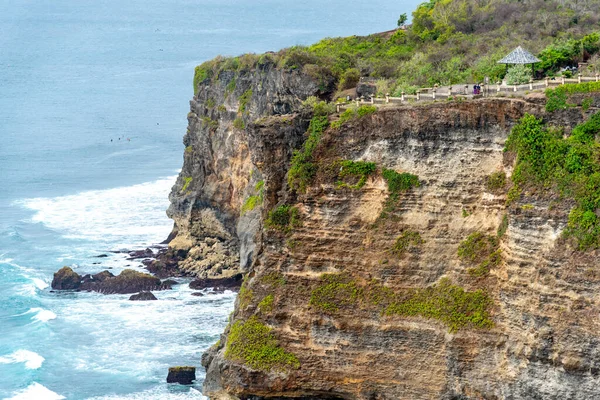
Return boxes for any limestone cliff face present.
[169,61,600,399]
[167,61,320,279]
[189,91,600,400]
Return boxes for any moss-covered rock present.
[51,266,81,290]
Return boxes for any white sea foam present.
[88,386,206,400]
[0,350,45,370]
[15,176,176,247]
[5,382,65,400]
[31,278,49,290]
[27,308,57,323]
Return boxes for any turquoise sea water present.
[0,1,419,398]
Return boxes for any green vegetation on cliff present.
[225,316,300,371]
[336,160,377,189]
[288,116,329,193]
[506,113,600,249]
[265,204,301,233]
[458,232,502,277]
[193,1,600,97]
[309,274,493,332]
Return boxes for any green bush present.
[238,89,253,114]
[331,105,376,129]
[506,113,600,249]
[486,171,506,191]
[338,68,360,91]
[336,160,377,189]
[497,214,509,238]
[265,205,300,233]
[302,96,335,116]
[391,230,424,257]
[458,232,499,264]
[233,118,245,130]
[288,116,329,193]
[505,64,531,85]
[225,316,300,371]
[193,65,210,95]
[546,82,600,112]
[382,169,420,193]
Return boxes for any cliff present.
[167,54,600,399]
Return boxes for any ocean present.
[0,1,419,398]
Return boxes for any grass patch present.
[181,177,192,192]
[497,214,509,238]
[390,230,424,258]
[225,316,300,371]
[185,146,193,154]
[193,65,210,95]
[201,116,218,129]
[486,171,506,192]
[259,272,287,287]
[308,274,493,332]
[238,89,253,114]
[288,116,329,193]
[265,204,301,233]
[336,160,377,189]
[385,278,493,332]
[380,168,420,214]
[458,232,501,277]
[258,295,274,313]
[233,118,245,130]
[331,105,377,129]
[309,274,360,313]
[241,180,264,215]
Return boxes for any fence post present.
[497,82,501,93]
[578,73,582,84]
[562,76,565,85]
[513,84,517,92]
[465,84,469,95]
[385,93,390,103]
[336,104,340,113]
[432,88,436,100]
[371,95,374,105]
[416,90,420,101]
[545,77,549,87]
[596,73,599,82]
[448,87,452,97]
[529,79,533,90]
[401,91,405,102]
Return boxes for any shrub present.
[331,105,376,129]
[193,65,210,95]
[505,64,531,85]
[238,89,253,114]
[382,169,420,193]
[336,160,377,189]
[225,316,300,371]
[486,171,506,192]
[497,214,509,238]
[302,96,335,116]
[338,68,360,91]
[390,230,424,257]
[233,118,245,130]
[265,205,300,233]
[458,232,499,265]
[288,116,329,193]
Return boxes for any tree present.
[397,13,408,27]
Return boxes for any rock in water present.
[129,291,157,301]
[167,366,196,384]
[51,266,81,290]
[91,269,162,294]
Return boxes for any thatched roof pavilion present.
[498,46,541,65]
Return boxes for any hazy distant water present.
[0,1,420,398]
